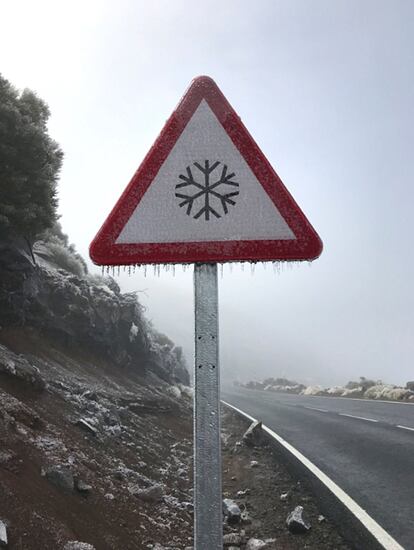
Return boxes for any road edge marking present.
[396,424,414,432]
[222,400,404,550]
[339,413,379,423]
[304,406,328,413]
[310,394,414,406]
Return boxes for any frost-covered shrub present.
[342,387,364,397]
[301,385,324,396]
[326,386,345,396]
[358,377,377,392]
[364,385,389,399]
[167,385,182,399]
[384,387,413,401]
[43,240,87,276]
[178,384,193,398]
[345,380,360,390]
[37,222,88,276]
[152,331,175,348]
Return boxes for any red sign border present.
[90,76,323,265]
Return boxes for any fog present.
[2,1,413,386]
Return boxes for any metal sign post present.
[194,262,222,550]
[89,75,323,550]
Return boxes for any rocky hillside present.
[0,240,189,386]
[0,328,193,549]
[0,238,194,549]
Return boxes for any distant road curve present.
[221,386,414,550]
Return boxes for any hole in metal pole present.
[198,365,202,369]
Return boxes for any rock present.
[250,460,259,468]
[0,451,15,469]
[318,514,326,523]
[240,510,252,524]
[280,492,289,501]
[223,498,241,524]
[245,539,267,550]
[45,465,74,492]
[63,542,96,550]
[0,344,45,391]
[135,483,164,503]
[104,493,114,500]
[0,242,189,387]
[76,419,97,436]
[232,441,242,453]
[242,420,263,447]
[81,390,99,401]
[223,532,242,546]
[286,505,311,534]
[75,480,92,494]
[236,489,250,497]
[0,520,7,547]
[0,394,42,430]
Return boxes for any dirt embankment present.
[0,328,193,550]
[0,329,350,549]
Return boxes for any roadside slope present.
[0,328,193,550]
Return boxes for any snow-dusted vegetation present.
[241,376,414,402]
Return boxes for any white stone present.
[0,520,7,547]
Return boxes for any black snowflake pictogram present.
[175,160,239,220]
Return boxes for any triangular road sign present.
[90,76,322,265]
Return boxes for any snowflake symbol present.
[175,160,239,221]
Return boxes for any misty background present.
[1,1,413,386]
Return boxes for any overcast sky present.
[2,1,413,386]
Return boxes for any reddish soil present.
[0,328,351,549]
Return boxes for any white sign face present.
[116,100,295,244]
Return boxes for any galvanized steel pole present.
[194,263,222,550]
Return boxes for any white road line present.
[222,400,404,550]
[312,394,414,406]
[304,406,328,413]
[396,425,414,432]
[339,413,378,423]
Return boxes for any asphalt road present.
[221,386,414,549]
